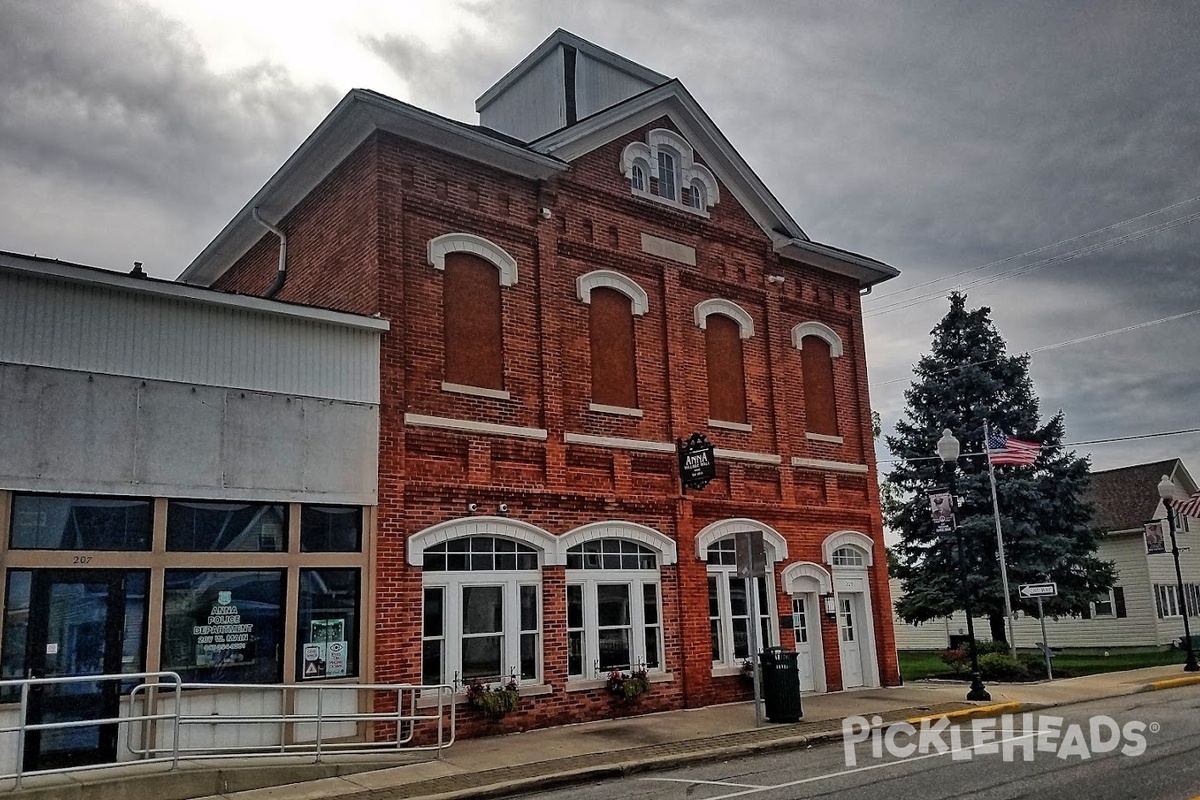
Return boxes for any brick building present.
[180,30,901,733]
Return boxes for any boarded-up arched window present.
[801,336,837,435]
[444,252,503,390]
[589,287,637,408]
[705,314,747,424]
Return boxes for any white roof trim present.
[781,561,833,595]
[1,252,389,332]
[695,518,788,563]
[428,233,518,287]
[822,530,875,567]
[559,521,677,565]
[576,270,649,315]
[694,298,754,339]
[791,321,844,358]
[407,516,562,566]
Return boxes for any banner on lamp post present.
[1144,521,1167,555]
[929,491,955,535]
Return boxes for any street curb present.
[904,701,1023,726]
[1144,674,1200,691]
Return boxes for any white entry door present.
[838,596,864,689]
[791,596,818,692]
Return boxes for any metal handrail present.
[0,674,455,790]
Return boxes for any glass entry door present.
[3,570,147,771]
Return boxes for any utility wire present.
[864,194,1200,305]
[878,427,1200,465]
[869,306,1200,389]
[863,210,1200,319]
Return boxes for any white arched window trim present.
[559,521,677,565]
[821,530,874,567]
[694,299,754,339]
[427,233,518,287]
[780,561,833,595]
[695,518,788,563]
[620,129,719,213]
[408,516,560,566]
[791,321,843,357]
[576,270,650,316]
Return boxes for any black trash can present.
[759,646,802,723]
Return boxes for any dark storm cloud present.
[0,0,338,272]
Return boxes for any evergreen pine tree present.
[885,293,1114,642]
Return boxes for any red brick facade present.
[213,111,899,735]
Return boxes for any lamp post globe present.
[937,428,990,701]
[1157,476,1200,672]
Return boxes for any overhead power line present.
[878,426,1200,465]
[869,306,1200,389]
[863,209,1200,319]
[864,194,1200,305]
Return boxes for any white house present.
[893,458,1200,651]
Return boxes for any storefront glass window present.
[161,569,283,683]
[300,506,362,552]
[167,501,287,552]
[10,494,152,551]
[296,569,359,681]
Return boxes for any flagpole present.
[985,420,1019,657]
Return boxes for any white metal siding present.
[575,52,660,120]
[0,272,380,404]
[478,48,566,142]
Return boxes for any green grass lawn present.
[898,647,1186,682]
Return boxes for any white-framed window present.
[791,597,809,644]
[706,537,775,667]
[421,536,541,687]
[1156,584,1182,618]
[689,181,705,209]
[657,150,677,201]
[631,164,645,192]
[1093,590,1115,617]
[831,547,864,567]
[566,539,663,678]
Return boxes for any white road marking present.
[644,731,1046,800]
[645,778,769,789]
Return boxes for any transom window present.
[566,539,663,679]
[706,536,775,668]
[423,537,539,572]
[831,547,865,567]
[421,536,541,688]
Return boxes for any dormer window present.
[657,151,677,201]
[621,129,719,217]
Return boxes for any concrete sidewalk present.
[16,665,1200,800]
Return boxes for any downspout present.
[252,207,288,299]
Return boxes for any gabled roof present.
[530,80,899,288]
[1086,458,1196,533]
[178,90,568,286]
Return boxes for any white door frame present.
[780,561,831,693]
[823,531,881,691]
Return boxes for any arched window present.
[443,253,504,390]
[421,536,540,687]
[565,539,663,678]
[690,181,706,209]
[657,150,677,201]
[801,335,837,436]
[706,536,775,668]
[705,314,747,424]
[631,164,645,192]
[588,287,638,409]
[831,547,864,567]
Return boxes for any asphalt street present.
[514,687,1200,800]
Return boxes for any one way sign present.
[1018,582,1058,599]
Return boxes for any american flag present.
[1167,490,1200,520]
[986,431,1040,466]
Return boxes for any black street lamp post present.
[938,429,991,702]
[1157,476,1199,672]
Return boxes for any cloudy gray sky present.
[3,0,1199,483]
